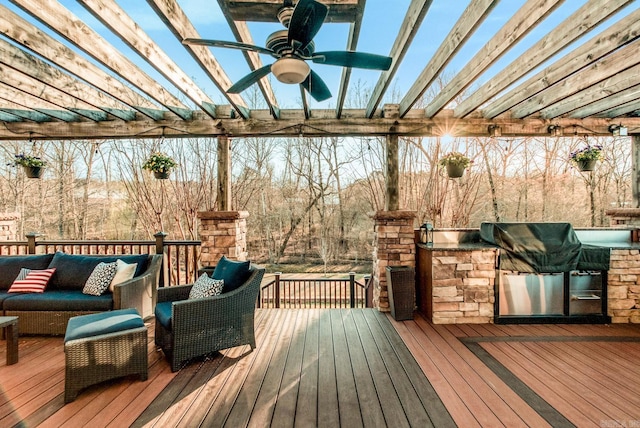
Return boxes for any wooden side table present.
[0,316,18,365]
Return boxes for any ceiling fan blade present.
[183,38,277,57]
[311,51,393,70]
[301,69,331,102]
[228,65,273,94]
[288,0,328,50]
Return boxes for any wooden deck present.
[1,309,640,427]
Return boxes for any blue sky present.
[6,0,640,112]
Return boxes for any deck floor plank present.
[329,309,365,428]
[293,309,320,428]
[315,309,340,428]
[3,309,640,427]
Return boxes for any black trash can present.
[385,266,415,321]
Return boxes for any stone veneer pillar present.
[198,210,248,265]
[0,213,19,241]
[372,210,416,311]
[608,248,640,323]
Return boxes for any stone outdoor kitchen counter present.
[416,228,640,324]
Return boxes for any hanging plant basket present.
[24,166,44,179]
[446,163,465,178]
[154,171,170,180]
[576,159,597,172]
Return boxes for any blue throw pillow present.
[212,256,251,293]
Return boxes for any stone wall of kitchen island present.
[608,248,640,323]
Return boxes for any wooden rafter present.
[365,0,432,119]
[570,84,640,119]
[398,0,496,118]
[453,0,632,118]
[147,0,251,119]
[0,5,165,121]
[512,40,640,118]
[0,83,83,122]
[541,64,640,119]
[218,0,360,23]
[483,6,640,119]
[0,67,108,121]
[423,0,563,118]
[335,0,365,118]
[0,38,136,122]
[78,0,220,119]
[214,1,280,118]
[9,0,193,120]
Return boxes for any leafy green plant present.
[13,154,46,168]
[570,145,603,163]
[142,152,177,173]
[438,152,471,168]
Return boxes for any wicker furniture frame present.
[4,254,162,335]
[155,266,265,372]
[64,321,148,403]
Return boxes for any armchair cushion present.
[212,256,251,293]
[188,274,223,299]
[155,301,173,329]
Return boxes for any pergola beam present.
[1,108,639,140]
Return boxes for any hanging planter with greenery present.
[142,152,177,179]
[438,152,471,178]
[13,154,46,179]
[570,144,603,172]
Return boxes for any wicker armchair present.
[154,266,265,371]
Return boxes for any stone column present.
[372,210,416,311]
[198,210,249,266]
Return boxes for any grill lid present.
[480,222,609,272]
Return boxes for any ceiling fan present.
[183,0,392,102]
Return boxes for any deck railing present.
[258,272,372,308]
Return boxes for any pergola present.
[1,0,640,210]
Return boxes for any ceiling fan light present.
[272,57,310,84]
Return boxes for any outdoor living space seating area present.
[2,308,640,427]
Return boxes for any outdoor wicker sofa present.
[155,262,265,371]
[0,252,162,335]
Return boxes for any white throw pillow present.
[109,259,138,292]
[189,274,224,299]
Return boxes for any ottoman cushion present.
[65,308,143,343]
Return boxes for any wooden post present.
[386,133,399,211]
[217,135,231,211]
[633,135,640,207]
[275,272,281,309]
[349,272,355,308]
[26,232,38,254]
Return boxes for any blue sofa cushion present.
[155,301,173,329]
[0,254,54,290]
[47,252,149,290]
[65,308,143,343]
[2,290,113,312]
[0,291,16,306]
[212,256,251,293]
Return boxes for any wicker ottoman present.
[64,308,148,403]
